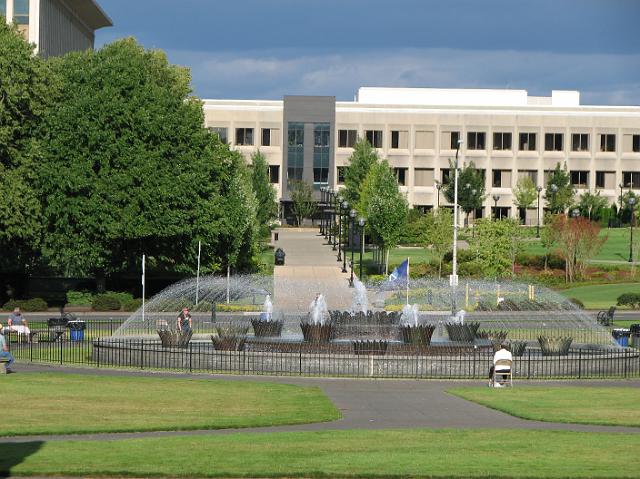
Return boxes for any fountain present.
[251,295,284,337]
[399,304,435,346]
[300,294,332,343]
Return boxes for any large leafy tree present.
[549,215,605,282]
[250,151,278,237]
[0,21,53,273]
[472,218,523,278]
[290,180,316,226]
[442,161,486,224]
[37,38,255,285]
[361,161,408,274]
[577,190,609,221]
[544,162,575,214]
[422,208,452,278]
[513,176,538,221]
[343,138,379,207]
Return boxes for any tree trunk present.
[226,264,230,304]
[385,248,390,276]
[438,258,442,279]
[96,269,106,293]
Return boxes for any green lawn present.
[355,247,433,275]
[0,373,340,436]
[559,282,640,309]
[3,429,639,478]
[449,386,640,427]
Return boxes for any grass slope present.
[2,429,640,478]
[449,386,640,426]
[559,282,640,309]
[0,373,340,436]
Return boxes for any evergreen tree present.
[343,138,379,208]
[544,162,575,214]
[290,180,316,226]
[250,151,278,237]
[422,209,452,278]
[513,176,537,221]
[442,161,486,223]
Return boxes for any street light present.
[451,138,464,316]
[619,183,624,226]
[492,194,500,220]
[536,186,543,237]
[341,200,349,273]
[358,217,366,279]
[549,184,558,214]
[336,196,343,256]
[329,190,336,248]
[629,196,636,262]
[435,181,442,207]
[349,209,357,286]
[319,187,326,236]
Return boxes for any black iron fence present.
[6,327,640,379]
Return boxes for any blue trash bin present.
[68,321,86,342]
[612,328,630,347]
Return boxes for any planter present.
[400,324,435,346]
[508,341,527,357]
[251,319,283,338]
[445,322,480,343]
[157,330,192,348]
[300,322,333,343]
[352,340,388,356]
[538,336,573,356]
[329,311,401,341]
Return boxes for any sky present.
[95,0,640,105]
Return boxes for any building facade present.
[203,87,640,223]
[1,0,111,57]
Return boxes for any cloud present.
[165,48,640,106]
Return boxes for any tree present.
[37,38,257,286]
[250,151,278,237]
[620,191,640,225]
[422,209,452,278]
[362,161,408,274]
[577,190,609,220]
[0,21,53,273]
[540,213,557,270]
[442,161,486,224]
[513,176,537,222]
[290,180,316,226]
[544,162,575,214]
[343,138,379,207]
[471,218,522,278]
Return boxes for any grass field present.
[2,429,639,478]
[0,373,340,436]
[449,386,640,427]
[559,282,640,309]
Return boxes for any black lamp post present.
[337,196,344,260]
[492,194,500,220]
[435,181,442,208]
[319,187,325,235]
[358,217,366,279]
[629,196,636,262]
[332,192,338,250]
[348,209,356,286]
[341,200,349,273]
[619,183,624,226]
[536,186,543,237]
[549,184,558,214]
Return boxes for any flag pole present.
[141,254,146,326]
[196,241,201,305]
[406,257,410,305]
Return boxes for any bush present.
[66,290,93,307]
[92,294,121,311]
[617,293,640,309]
[121,298,143,311]
[568,297,585,309]
[2,298,48,312]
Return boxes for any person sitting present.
[7,307,31,342]
[489,343,513,387]
[176,307,192,334]
[0,324,15,374]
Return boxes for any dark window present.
[493,132,512,150]
[595,171,605,189]
[492,170,502,188]
[287,122,304,187]
[236,127,254,146]
[623,172,640,189]
[519,133,536,151]
[414,205,433,214]
[545,133,563,151]
[450,131,460,149]
[600,134,616,152]
[261,128,271,146]
[394,168,407,186]
[268,165,279,184]
[633,135,640,153]
[571,133,589,152]
[337,166,346,184]
[338,129,357,148]
[208,127,228,144]
[441,168,451,183]
[570,170,589,188]
[365,130,383,148]
[313,123,330,185]
[391,131,399,149]
[467,132,486,150]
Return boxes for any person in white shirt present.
[489,343,513,387]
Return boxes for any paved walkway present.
[272,228,353,312]
[2,363,640,444]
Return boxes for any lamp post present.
[358,217,366,279]
[492,194,500,220]
[435,180,442,208]
[337,197,344,260]
[341,200,349,273]
[619,183,624,226]
[319,187,325,236]
[451,139,463,316]
[333,193,339,251]
[550,184,558,214]
[629,197,636,263]
[536,186,543,237]
[349,209,356,286]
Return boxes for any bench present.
[597,306,616,327]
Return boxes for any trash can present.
[630,324,640,348]
[47,317,69,342]
[274,248,285,266]
[612,328,631,347]
[274,232,279,241]
[68,320,86,342]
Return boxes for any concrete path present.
[272,228,353,312]
[2,363,640,444]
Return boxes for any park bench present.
[597,306,616,327]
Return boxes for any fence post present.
[189,342,193,373]
[30,339,33,362]
[527,349,531,379]
[140,339,144,370]
[578,349,581,379]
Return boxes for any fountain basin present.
[251,319,284,338]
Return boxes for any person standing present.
[0,325,15,374]
[176,307,193,334]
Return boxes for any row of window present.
[0,0,29,24]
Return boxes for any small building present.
[1,0,112,58]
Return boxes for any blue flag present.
[389,259,409,284]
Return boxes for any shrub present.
[121,298,143,311]
[568,297,585,309]
[92,294,121,311]
[617,293,640,309]
[66,290,93,307]
[2,298,48,312]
